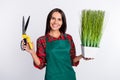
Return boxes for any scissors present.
[21,16,33,50]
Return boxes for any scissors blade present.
[24,16,30,33]
[22,16,25,34]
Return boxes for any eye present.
[58,18,62,21]
[51,17,55,20]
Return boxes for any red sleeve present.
[34,36,46,69]
[66,34,79,66]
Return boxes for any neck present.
[49,30,61,38]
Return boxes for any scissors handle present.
[21,34,33,50]
[23,38,27,45]
[20,39,27,51]
[26,35,33,49]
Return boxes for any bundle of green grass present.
[81,10,105,47]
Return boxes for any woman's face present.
[50,12,63,31]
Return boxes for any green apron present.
[45,35,76,80]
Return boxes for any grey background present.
[0,0,120,80]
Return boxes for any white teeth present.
[53,24,58,27]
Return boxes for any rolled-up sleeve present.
[67,34,79,66]
[34,37,46,69]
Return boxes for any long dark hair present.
[45,8,67,35]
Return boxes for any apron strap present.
[64,34,67,39]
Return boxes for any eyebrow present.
[51,16,62,19]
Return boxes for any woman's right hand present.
[21,40,35,54]
[21,40,41,66]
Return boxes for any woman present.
[23,8,93,80]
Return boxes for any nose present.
[54,19,58,24]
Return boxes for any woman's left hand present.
[82,56,94,60]
[73,55,94,63]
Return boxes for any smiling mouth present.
[52,24,60,28]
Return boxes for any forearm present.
[30,51,41,66]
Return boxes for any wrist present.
[30,50,36,55]
[78,55,83,60]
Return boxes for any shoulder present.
[37,35,46,42]
[65,33,73,40]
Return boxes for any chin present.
[51,27,61,31]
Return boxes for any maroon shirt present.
[34,33,79,69]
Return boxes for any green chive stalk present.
[81,9,105,47]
